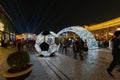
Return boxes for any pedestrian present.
[79,38,84,60]
[73,38,84,60]
[72,39,77,59]
[18,39,21,51]
[106,31,120,77]
[61,38,68,54]
[4,38,8,48]
[84,39,88,53]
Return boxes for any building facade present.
[0,5,16,46]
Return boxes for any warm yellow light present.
[108,32,113,35]
[16,35,22,39]
[117,28,120,31]
[85,17,120,31]
[68,38,71,40]
[0,21,4,31]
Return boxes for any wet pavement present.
[0,47,120,80]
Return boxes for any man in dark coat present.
[106,31,120,77]
[73,38,84,60]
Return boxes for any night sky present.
[0,0,120,34]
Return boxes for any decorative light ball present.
[35,31,58,57]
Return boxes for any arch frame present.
[57,26,98,49]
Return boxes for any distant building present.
[85,17,120,40]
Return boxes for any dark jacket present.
[112,38,120,57]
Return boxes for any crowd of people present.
[1,39,16,48]
[1,38,35,51]
[59,37,88,60]
[58,31,120,77]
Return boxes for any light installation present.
[35,31,58,57]
[57,26,98,49]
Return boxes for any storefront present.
[0,5,16,46]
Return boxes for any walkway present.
[0,47,120,80]
[0,47,17,80]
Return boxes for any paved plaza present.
[0,47,120,80]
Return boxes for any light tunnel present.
[57,26,98,49]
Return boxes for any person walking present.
[79,38,84,60]
[106,31,120,77]
[61,38,68,54]
[18,39,21,51]
[73,39,77,59]
[4,38,8,48]
[73,38,84,60]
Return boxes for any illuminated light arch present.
[57,26,98,49]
